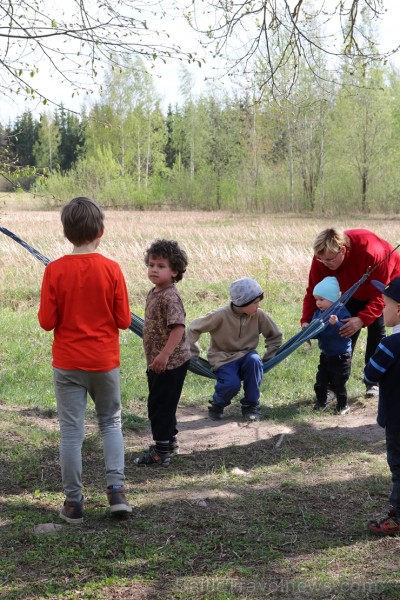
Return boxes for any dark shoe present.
[134,445,170,467]
[107,486,132,516]
[59,497,84,524]
[241,405,262,421]
[169,438,180,455]
[367,510,400,535]
[335,404,350,415]
[366,385,379,398]
[313,402,328,411]
[208,404,224,421]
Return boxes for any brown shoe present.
[107,486,132,516]
[59,497,84,524]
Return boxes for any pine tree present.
[10,111,39,167]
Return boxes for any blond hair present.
[313,228,350,256]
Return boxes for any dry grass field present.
[2,201,400,297]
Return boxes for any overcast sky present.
[1,0,400,123]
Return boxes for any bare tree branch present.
[188,0,393,95]
[0,0,201,113]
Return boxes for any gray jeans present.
[53,367,125,502]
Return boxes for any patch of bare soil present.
[127,396,383,454]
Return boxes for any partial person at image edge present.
[364,277,400,536]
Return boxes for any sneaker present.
[366,385,379,398]
[335,405,350,415]
[107,486,132,516]
[169,438,180,455]
[134,445,170,467]
[241,405,262,421]
[208,404,224,421]
[59,497,84,524]
[313,401,328,411]
[367,510,400,535]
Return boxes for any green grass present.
[0,237,398,598]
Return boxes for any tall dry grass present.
[1,208,400,307]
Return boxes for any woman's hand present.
[339,316,363,337]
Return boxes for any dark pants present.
[386,429,400,513]
[346,297,386,365]
[147,360,189,442]
[314,352,352,408]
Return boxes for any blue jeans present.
[386,429,400,513]
[212,351,263,408]
[53,367,125,503]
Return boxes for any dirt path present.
[126,399,383,454]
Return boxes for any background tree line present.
[2,53,400,215]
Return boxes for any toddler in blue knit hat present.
[311,276,352,414]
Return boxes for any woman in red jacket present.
[301,228,400,398]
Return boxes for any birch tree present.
[332,64,393,212]
[33,112,61,171]
[84,57,166,187]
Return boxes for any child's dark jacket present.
[365,332,400,431]
[311,304,352,356]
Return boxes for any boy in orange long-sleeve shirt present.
[38,197,132,523]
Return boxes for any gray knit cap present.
[230,277,263,307]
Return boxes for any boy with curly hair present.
[134,239,191,467]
